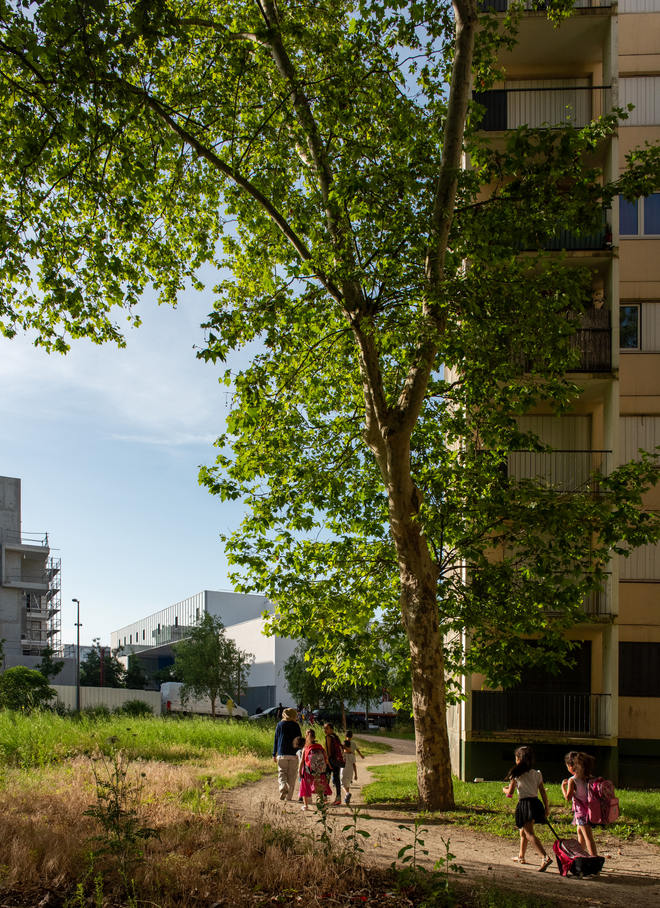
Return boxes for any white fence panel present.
[51,685,162,714]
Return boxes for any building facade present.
[449,0,660,786]
[111,590,297,714]
[0,476,62,669]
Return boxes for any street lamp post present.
[72,598,81,712]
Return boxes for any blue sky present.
[0,284,249,646]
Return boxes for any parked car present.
[248,706,282,721]
[160,682,248,718]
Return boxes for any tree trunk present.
[385,438,455,811]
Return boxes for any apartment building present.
[448,1,660,786]
[0,475,62,669]
[111,590,297,713]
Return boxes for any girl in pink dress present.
[298,729,331,810]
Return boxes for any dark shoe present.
[344,793,352,805]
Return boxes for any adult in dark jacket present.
[273,707,302,800]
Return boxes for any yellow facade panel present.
[619,353,660,399]
[619,239,660,285]
[618,623,660,643]
[618,14,660,61]
[619,126,660,168]
[619,697,660,739]
[618,582,660,624]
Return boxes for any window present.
[620,194,660,237]
[619,643,660,697]
[142,629,145,640]
[129,634,132,644]
[620,304,640,349]
[644,194,660,235]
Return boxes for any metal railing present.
[473,85,612,131]
[472,690,612,736]
[0,530,49,547]
[569,317,611,371]
[506,450,611,492]
[480,1,613,12]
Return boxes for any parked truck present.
[160,682,248,718]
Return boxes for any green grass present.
[352,735,391,755]
[360,723,415,741]
[363,763,660,846]
[0,710,275,771]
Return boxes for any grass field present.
[363,762,660,846]
[0,710,276,769]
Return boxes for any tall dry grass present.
[0,754,389,907]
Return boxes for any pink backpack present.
[580,777,619,825]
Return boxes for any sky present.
[0,281,250,647]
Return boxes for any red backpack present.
[305,743,327,777]
[327,733,345,768]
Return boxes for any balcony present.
[472,690,612,737]
[480,0,613,10]
[506,449,611,491]
[473,84,612,131]
[569,310,611,370]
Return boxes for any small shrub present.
[114,700,153,718]
[81,705,112,720]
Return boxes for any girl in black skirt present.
[503,745,552,871]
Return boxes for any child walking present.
[293,736,305,802]
[345,729,365,780]
[298,729,331,811]
[561,751,598,857]
[503,745,551,871]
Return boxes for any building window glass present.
[620,197,639,236]
[620,304,640,350]
[644,193,660,235]
[142,629,145,640]
[620,643,660,697]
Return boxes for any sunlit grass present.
[363,763,660,846]
[0,711,275,771]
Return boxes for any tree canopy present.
[173,612,254,716]
[80,639,126,688]
[1,0,659,808]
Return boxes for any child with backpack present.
[298,729,331,811]
[502,745,552,871]
[323,722,345,806]
[561,751,599,856]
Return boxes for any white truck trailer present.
[160,682,248,718]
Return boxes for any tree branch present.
[120,78,344,304]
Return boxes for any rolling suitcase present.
[546,819,605,878]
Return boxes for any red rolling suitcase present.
[546,819,605,878]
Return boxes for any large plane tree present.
[1,0,659,808]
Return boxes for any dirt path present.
[221,737,660,907]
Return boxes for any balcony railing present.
[472,690,612,736]
[480,1,613,13]
[473,85,612,131]
[506,450,611,492]
[569,309,611,370]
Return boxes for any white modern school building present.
[111,590,297,713]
